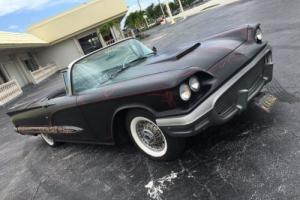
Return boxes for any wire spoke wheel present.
[130,117,167,157]
[127,110,186,160]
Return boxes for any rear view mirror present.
[152,46,157,54]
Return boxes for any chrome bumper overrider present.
[156,45,273,131]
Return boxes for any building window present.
[23,58,39,72]
[78,32,102,55]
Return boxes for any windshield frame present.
[62,70,70,95]
[69,37,152,95]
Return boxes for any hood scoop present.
[175,42,201,59]
[149,43,201,64]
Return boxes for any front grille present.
[248,77,264,98]
[215,57,265,117]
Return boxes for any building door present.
[1,62,28,87]
[23,57,39,72]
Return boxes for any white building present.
[0,0,130,105]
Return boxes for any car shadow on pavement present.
[186,104,275,156]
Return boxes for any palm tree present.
[125,11,146,29]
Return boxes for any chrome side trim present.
[15,126,83,136]
[156,45,271,127]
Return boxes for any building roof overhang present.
[0,32,48,49]
[27,0,127,44]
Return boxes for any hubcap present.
[130,116,167,157]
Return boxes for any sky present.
[0,0,158,33]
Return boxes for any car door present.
[76,91,115,144]
[45,95,97,142]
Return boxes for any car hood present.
[103,38,244,85]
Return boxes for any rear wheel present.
[40,134,58,147]
[126,110,185,160]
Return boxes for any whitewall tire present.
[126,110,185,160]
[40,134,57,147]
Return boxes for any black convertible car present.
[8,24,273,160]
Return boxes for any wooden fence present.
[31,64,58,84]
[0,79,23,106]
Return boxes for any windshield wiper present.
[126,56,148,65]
[110,56,147,78]
[95,56,148,87]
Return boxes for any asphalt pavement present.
[0,0,299,199]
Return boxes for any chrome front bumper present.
[156,45,273,137]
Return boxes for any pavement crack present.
[188,150,219,168]
[259,140,291,165]
[178,159,195,178]
[203,181,217,200]
[215,164,238,194]
[145,158,154,180]
[184,152,219,200]
[31,178,44,200]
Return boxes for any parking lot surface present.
[1,0,300,199]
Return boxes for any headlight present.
[179,83,191,101]
[189,76,200,92]
[255,28,263,43]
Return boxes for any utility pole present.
[165,0,175,24]
[137,0,142,11]
[143,14,149,29]
[157,0,166,20]
[137,0,148,29]
[178,0,184,13]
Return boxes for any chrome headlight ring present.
[255,27,263,43]
[189,76,201,92]
[179,83,192,101]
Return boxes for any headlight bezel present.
[177,72,214,102]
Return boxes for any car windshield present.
[72,39,153,94]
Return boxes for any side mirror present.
[152,46,157,54]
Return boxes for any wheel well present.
[112,109,131,144]
[112,107,155,144]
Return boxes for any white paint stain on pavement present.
[145,171,178,200]
[144,159,199,200]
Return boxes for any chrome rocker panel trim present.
[15,126,83,136]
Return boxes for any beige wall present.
[35,38,83,69]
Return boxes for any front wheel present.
[126,110,185,160]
